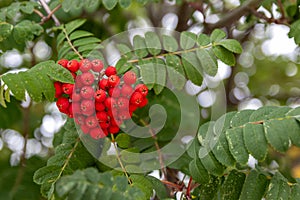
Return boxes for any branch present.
[39,0,61,26]
[205,0,263,33]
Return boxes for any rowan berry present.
[56,97,70,113]
[72,92,81,102]
[123,71,137,85]
[119,110,131,120]
[62,83,74,95]
[109,126,120,134]
[135,84,148,97]
[79,59,92,72]
[100,121,110,129]
[108,75,120,87]
[108,87,121,98]
[80,100,94,116]
[121,84,133,98]
[90,128,106,139]
[57,59,68,68]
[54,82,63,98]
[138,97,148,108]
[96,111,108,122]
[104,97,117,110]
[85,116,98,129]
[95,102,105,111]
[80,124,90,134]
[94,89,106,102]
[80,72,95,85]
[99,79,109,90]
[105,66,117,76]
[80,86,94,99]
[66,60,79,72]
[130,92,144,106]
[91,59,104,72]
[117,97,129,110]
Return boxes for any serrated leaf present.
[117,44,133,59]
[243,124,268,161]
[226,128,249,165]
[162,35,178,52]
[181,52,203,86]
[218,39,242,54]
[264,119,291,152]
[70,30,94,40]
[196,48,218,76]
[220,170,246,200]
[289,19,300,45]
[210,29,226,42]
[197,33,210,46]
[0,22,13,42]
[249,106,277,122]
[119,0,132,8]
[189,158,210,184]
[133,35,148,58]
[212,45,235,66]
[230,109,254,127]
[46,62,74,83]
[73,37,101,47]
[265,172,290,200]
[180,31,197,50]
[102,0,118,10]
[77,43,103,53]
[239,170,269,200]
[65,19,86,34]
[145,32,161,55]
[33,165,61,185]
[2,73,26,100]
[18,71,43,102]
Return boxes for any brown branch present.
[40,4,62,25]
[39,0,61,26]
[277,0,285,19]
[249,7,289,25]
[33,9,44,18]
[205,0,263,33]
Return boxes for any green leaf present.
[145,32,161,56]
[220,170,246,200]
[290,184,300,200]
[210,29,226,42]
[264,119,292,152]
[6,2,20,19]
[133,35,148,58]
[162,35,178,52]
[139,60,155,89]
[119,0,132,8]
[212,45,235,66]
[46,62,74,83]
[197,33,210,46]
[189,158,210,184]
[130,175,153,199]
[102,0,118,10]
[165,55,186,90]
[200,151,225,176]
[180,31,197,50]
[145,176,168,199]
[0,22,13,42]
[18,71,43,102]
[243,124,268,161]
[289,19,300,45]
[265,172,290,200]
[1,73,26,100]
[230,109,254,127]
[20,2,35,14]
[77,43,103,53]
[249,106,277,122]
[116,58,132,75]
[196,48,218,76]
[116,133,131,149]
[62,0,73,12]
[65,19,86,34]
[197,177,220,200]
[117,44,133,59]
[73,37,101,47]
[239,170,269,200]
[70,30,94,40]
[153,58,166,94]
[218,39,243,54]
[226,128,249,165]
[33,165,61,185]
[181,52,203,86]
[0,84,6,108]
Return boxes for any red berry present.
[104,97,117,110]
[123,71,137,85]
[107,108,118,118]
[80,72,95,85]
[66,60,79,72]
[135,84,148,97]
[130,92,144,106]
[68,103,73,118]
[79,59,92,72]
[119,110,131,120]
[100,121,110,129]
[99,79,109,90]
[57,59,68,68]
[91,59,104,72]
[62,83,74,95]
[109,126,120,134]
[96,111,108,122]
[71,72,77,79]
[56,97,70,113]
[80,100,94,116]
[105,66,117,76]
[95,89,106,102]
[117,97,129,110]
[111,117,123,126]
[129,104,137,112]
[108,75,120,87]
[108,87,121,97]
[121,84,133,98]
[138,97,148,108]
[85,116,98,129]
[72,102,81,114]
[80,124,90,134]
[72,92,81,102]
[90,128,106,139]
[95,102,105,111]
[75,114,85,125]
[80,86,94,99]
[54,82,63,98]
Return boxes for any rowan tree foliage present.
[0,0,300,200]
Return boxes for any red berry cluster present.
[54,59,149,139]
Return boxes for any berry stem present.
[138,118,167,179]
[62,27,84,60]
[110,134,133,185]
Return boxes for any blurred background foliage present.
[0,0,300,199]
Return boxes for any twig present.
[249,7,289,25]
[161,180,183,191]
[62,27,84,60]
[139,118,167,179]
[186,177,193,198]
[111,134,132,185]
[40,4,62,25]
[33,9,44,18]
[277,0,285,19]
[38,0,61,26]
